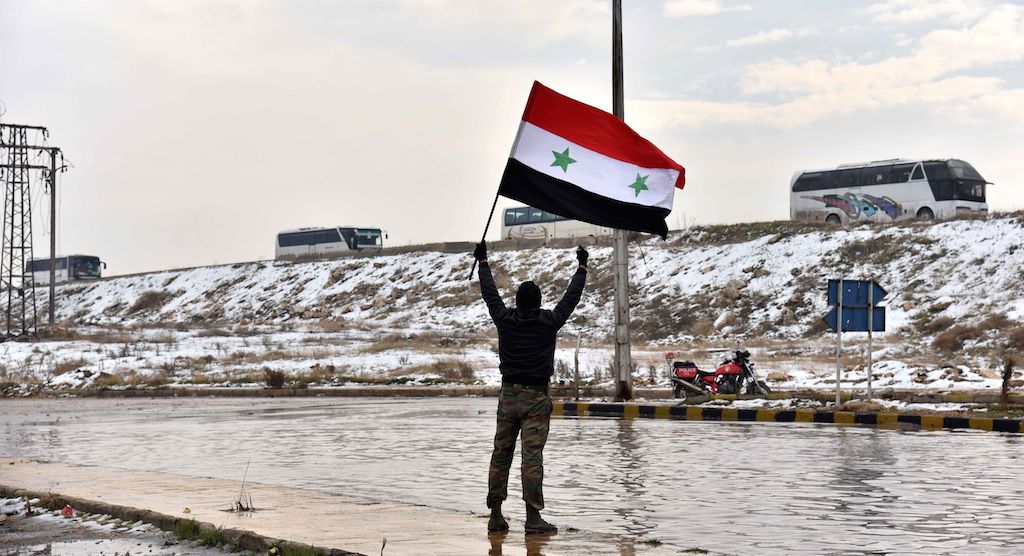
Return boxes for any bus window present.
[860,166,890,186]
[542,211,562,222]
[956,182,985,202]
[528,207,544,223]
[504,209,517,226]
[924,162,954,201]
[837,169,858,188]
[513,208,529,225]
[793,172,822,192]
[911,164,924,180]
[889,163,914,183]
[822,171,839,189]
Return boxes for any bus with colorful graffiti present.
[790,158,989,224]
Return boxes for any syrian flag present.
[498,81,685,239]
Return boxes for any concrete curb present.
[0,484,361,556]
[552,402,1024,434]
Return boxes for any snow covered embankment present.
[8,214,1024,392]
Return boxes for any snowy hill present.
[4,214,1024,394]
[53,215,1024,343]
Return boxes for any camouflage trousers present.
[486,382,552,510]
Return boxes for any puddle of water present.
[2,397,1023,555]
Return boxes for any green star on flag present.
[628,173,649,197]
[550,148,576,173]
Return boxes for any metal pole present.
[836,279,843,406]
[48,151,56,328]
[574,332,582,402]
[611,0,632,401]
[867,282,873,400]
[467,191,501,281]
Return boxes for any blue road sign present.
[823,306,886,332]
[827,279,887,307]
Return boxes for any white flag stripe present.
[511,122,678,210]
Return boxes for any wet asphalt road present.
[1,397,1022,555]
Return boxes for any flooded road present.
[2,397,1022,555]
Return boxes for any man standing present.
[474,241,588,533]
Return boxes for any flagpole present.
[611,0,633,401]
[467,191,501,281]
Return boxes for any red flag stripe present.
[520,81,685,189]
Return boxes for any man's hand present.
[576,245,589,267]
[474,241,488,262]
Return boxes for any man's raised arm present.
[475,241,508,323]
[552,246,588,327]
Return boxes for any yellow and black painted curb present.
[552,402,1024,434]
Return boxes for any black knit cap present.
[516,281,542,310]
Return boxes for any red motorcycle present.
[667,350,771,399]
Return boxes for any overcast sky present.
[1,0,1022,274]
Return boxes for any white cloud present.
[866,0,991,24]
[741,5,1024,97]
[633,75,1011,129]
[664,0,752,17]
[638,4,1024,129]
[723,27,816,48]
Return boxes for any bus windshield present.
[354,228,382,247]
[71,256,102,278]
[948,160,984,181]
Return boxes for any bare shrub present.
[195,328,231,338]
[400,359,475,380]
[263,368,286,388]
[1007,326,1024,353]
[633,293,693,342]
[933,325,981,352]
[82,330,135,344]
[39,327,81,341]
[361,332,447,354]
[318,318,348,333]
[921,315,955,335]
[979,313,1012,331]
[127,290,175,315]
[52,358,88,375]
[430,359,475,380]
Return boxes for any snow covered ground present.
[1,216,1022,397]
[0,497,237,555]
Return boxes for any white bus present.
[26,255,106,285]
[501,206,612,240]
[790,158,989,224]
[275,226,385,259]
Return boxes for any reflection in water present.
[2,398,1024,555]
[612,419,651,539]
[487,531,553,556]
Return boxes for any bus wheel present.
[825,214,841,225]
[916,207,934,220]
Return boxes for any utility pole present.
[611,0,633,401]
[47,148,58,327]
[0,122,62,337]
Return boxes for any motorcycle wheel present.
[758,380,772,394]
[673,384,684,399]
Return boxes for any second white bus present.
[501,206,612,240]
[275,226,385,259]
[790,158,989,224]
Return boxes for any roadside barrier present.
[552,402,1024,434]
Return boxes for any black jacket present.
[478,262,587,385]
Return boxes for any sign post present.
[867,282,874,400]
[836,280,843,406]
[824,279,887,405]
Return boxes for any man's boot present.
[524,506,557,534]
[488,505,509,532]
